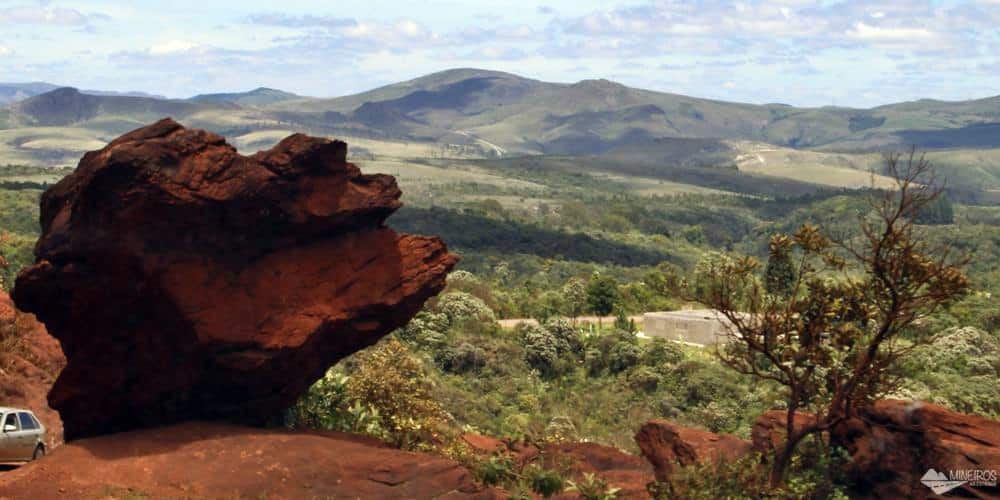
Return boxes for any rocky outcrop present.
[832,399,1000,499]
[543,442,655,499]
[12,118,457,440]
[0,291,65,448]
[634,419,752,482]
[0,422,501,498]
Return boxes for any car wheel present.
[31,444,45,461]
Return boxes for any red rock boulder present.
[11,118,457,440]
[634,419,752,482]
[831,399,1000,499]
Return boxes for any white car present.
[0,407,46,462]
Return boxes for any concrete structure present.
[642,309,733,345]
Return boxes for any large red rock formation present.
[0,290,65,448]
[11,118,457,440]
[832,400,1000,499]
[634,419,752,482]
[0,422,501,498]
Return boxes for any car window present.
[29,414,41,429]
[18,413,36,430]
[3,413,18,431]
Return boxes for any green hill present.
[190,87,301,107]
[262,68,1000,153]
[2,88,234,128]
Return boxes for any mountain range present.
[3,69,999,154]
[1,68,998,202]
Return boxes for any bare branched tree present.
[695,149,970,486]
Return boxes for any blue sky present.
[1,0,998,107]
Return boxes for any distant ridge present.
[1,87,233,127]
[1,68,999,153]
[190,87,301,106]
[0,82,61,106]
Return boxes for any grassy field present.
[0,165,72,183]
[588,171,737,197]
[357,159,547,199]
[0,126,108,166]
[734,146,895,189]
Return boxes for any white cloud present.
[846,22,939,43]
[0,46,9,56]
[394,19,428,38]
[0,5,107,26]
[148,40,202,56]
[244,13,355,28]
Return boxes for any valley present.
[1,69,999,498]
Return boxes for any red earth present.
[0,422,502,499]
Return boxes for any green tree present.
[613,310,635,333]
[764,234,796,297]
[586,272,619,317]
[561,277,588,319]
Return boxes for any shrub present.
[626,366,660,392]
[691,401,741,434]
[566,473,621,500]
[473,454,519,486]
[650,446,850,500]
[543,416,578,443]
[437,342,488,373]
[288,371,352,430]
[520,323,560,374]
[526,465,566,498]
[608,341,642,373]
[437,292,497,325]
[396,311,449,345]
[543,317,584,356]
[345,339,449,449]
[584,347,607,376]
[909,326,999,376]
[642,338,684,367]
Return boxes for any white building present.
[643,309,734,345]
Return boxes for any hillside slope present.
[264,68,1000,153]
[0,88,235,128]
